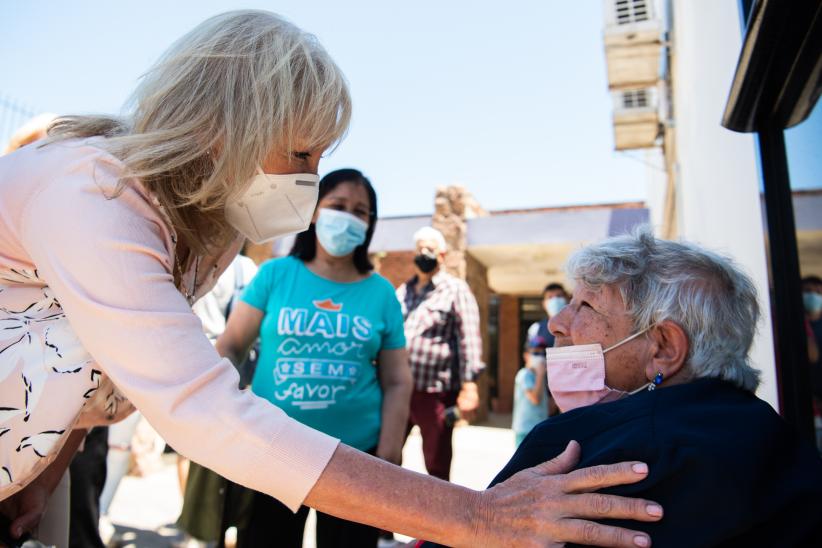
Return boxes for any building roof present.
[466,206,649,247]
[370,215,431,253]
[369,202,651,253]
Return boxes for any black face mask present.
[414,252,439,273]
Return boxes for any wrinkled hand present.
[456,382,479,422]
[0,480,49,541]
[472,440,662,548]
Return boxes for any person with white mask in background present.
[0,11,669,548]
[526,283,570,416]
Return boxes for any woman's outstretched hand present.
[305,439,661,547]
[471,440,662,547]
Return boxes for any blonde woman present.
[0,10,664,547]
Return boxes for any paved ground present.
[105,414,516,548]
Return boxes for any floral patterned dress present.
[0,267,133,489]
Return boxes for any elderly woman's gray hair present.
[566,227,761,392]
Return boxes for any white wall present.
[644,147,668,234]
[672,0,778,409]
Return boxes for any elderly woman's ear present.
[645,320,689,384]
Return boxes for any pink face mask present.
[546,327,652,412]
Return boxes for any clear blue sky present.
[785,106,822,191]
[1,1,816,216]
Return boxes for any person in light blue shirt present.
[218,169,412,548]
[512,342,549,446]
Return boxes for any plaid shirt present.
[396,271,484,392]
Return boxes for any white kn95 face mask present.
[225,169,320,244]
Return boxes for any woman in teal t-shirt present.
[218,169,412,548]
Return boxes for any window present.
[615,0,650,25]
[622,89,649,109]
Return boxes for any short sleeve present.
[380,278,406,350]
[241,259,276,311]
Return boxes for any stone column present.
[431,185,486,280]
[432,186,466,279]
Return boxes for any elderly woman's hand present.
[472,440,662,548]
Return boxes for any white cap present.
[413,226,447,252]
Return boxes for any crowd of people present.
[1,8,821,548]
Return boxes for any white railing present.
[0,95,39,150]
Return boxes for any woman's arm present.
[375,348,413,464]
[525,361,546,406]
[0,429,86,540]
[216,302,263,367]
[305,441,661,547]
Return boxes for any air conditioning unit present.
[611,87,660,150]
[603,0,664,88]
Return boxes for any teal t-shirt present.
[241,256,406,450]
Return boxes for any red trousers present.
[407,390,458,481]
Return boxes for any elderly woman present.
[481,229,822,547]
[0,10,666,548]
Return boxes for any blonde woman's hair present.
[47,10,351,256]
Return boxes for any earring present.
[647,371,664,391]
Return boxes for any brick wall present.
[244,241,275,266]
[372,250,417,288]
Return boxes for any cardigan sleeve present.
[18,161,338,511]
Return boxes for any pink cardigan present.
[0,139,338,509]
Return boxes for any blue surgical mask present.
[315,208,368,257]
[804,292,822,315]
[545,296,567,317]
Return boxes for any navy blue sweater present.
[425,378,822,547]
[494,379,822,547]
